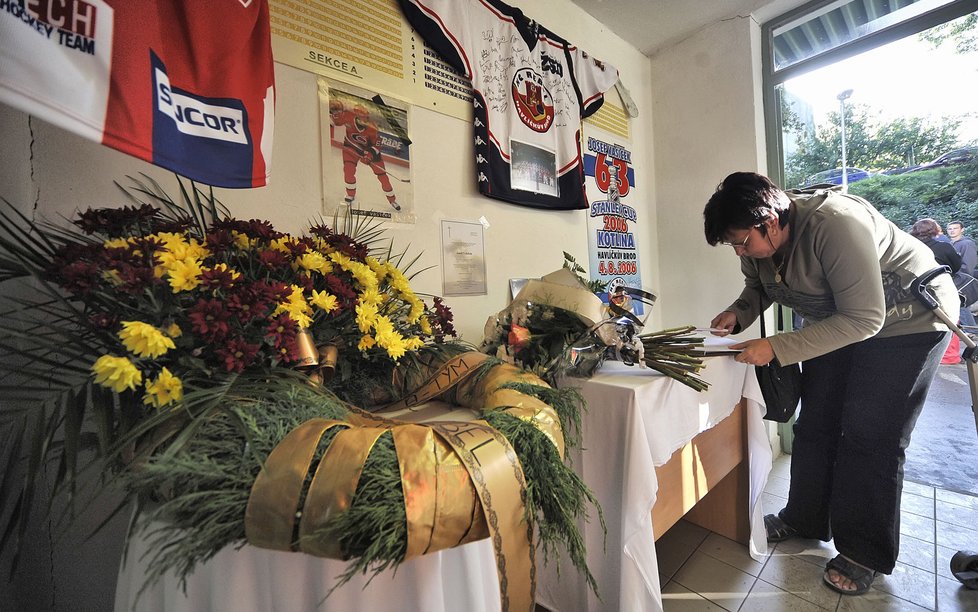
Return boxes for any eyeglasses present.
[720,228,754,249]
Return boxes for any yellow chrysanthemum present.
[358,287,383,307]
[101,269,123,286]
[310,289,338,313]
[273,285,313,329]
[296,252,332,275]
[328,251,351,268]
[91,355,142,393]
[357,335,377,351]
[231,231,257,250]
[186,239,210,261]
[372,316,397,348]
[285,308,312,329]
[419,316,433,335]
[269,236,296,254]
[355,302,379,333]
[367,257,389,283]
[165,258,203,292]
[118,321,175,359]
[349,262,379,290]
[404,336,425,351]
[143,367,183,408]
[378,331,407,360]
[103,237,131,249]
[390,274,411,294]
[152,232,190,267]
[166,323,183,338]
[407,299,424,324]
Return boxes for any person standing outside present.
[946,220,978,335]
[704,173,956,596]
[947,220,977,275]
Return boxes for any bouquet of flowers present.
[481,258,631,385]
[481,255,711,391]
[22,184,455,410]
[0,178,598,603]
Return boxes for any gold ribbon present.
[244,418,348,551]
[245,352,557,612]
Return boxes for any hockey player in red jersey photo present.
[328,99,401,212]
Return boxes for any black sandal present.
[764,510,798,542]
[823,555,878,596]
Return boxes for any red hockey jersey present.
[0,0,275,189]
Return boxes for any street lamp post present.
[837,89,854,190]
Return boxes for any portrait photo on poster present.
[319,78,414,223]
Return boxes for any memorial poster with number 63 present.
[583,134,644,314]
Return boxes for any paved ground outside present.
[905,361,978,496]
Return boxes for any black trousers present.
[781,331,949,573]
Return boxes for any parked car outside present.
[802,167,872,187]
[912,146,978,171]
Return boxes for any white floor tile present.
[758,550,842,609]
[660,580,727,611]
[875,562,937,610]
[742,577,831,611]
[655,520,711,579]
[896,533,936,574]
[901,491,935,520]
[698,532,767,577]
[936,574,978,612]
[672,550,756,611]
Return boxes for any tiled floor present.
[655,453,978,611]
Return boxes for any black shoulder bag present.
[755,308,802,423]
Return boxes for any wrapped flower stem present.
[638,325,710,392]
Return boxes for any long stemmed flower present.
[638,325,710,391]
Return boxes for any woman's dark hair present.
[703,172,791,245]
[909,218,941,240]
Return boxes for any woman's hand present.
[731,338,775,366]
[710,311,738,336]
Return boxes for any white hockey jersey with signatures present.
[399,0,618,210]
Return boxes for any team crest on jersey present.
[512,68,554,133]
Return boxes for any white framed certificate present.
[440,219,487,296]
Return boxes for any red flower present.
[200,266,238,291]
[216,337,260,373]
[265,314,298,351]
[325,273,357,310]
[432,296,456,341]
[204,229,235,253]
[53,261,100,294]
[188,298,231,339]
[507,324,532,351]
[257,249,289,270]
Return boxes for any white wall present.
[649,14,768,333]
[0,1,658,610]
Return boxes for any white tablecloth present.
[115,533,501,612]
[535,351,772,612]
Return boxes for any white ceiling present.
[568,0,813,56]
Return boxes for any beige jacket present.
[726,189,958,365]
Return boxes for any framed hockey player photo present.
[320,79,414,223]
[510,140,559,197]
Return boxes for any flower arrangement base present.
[238,351,581,612]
